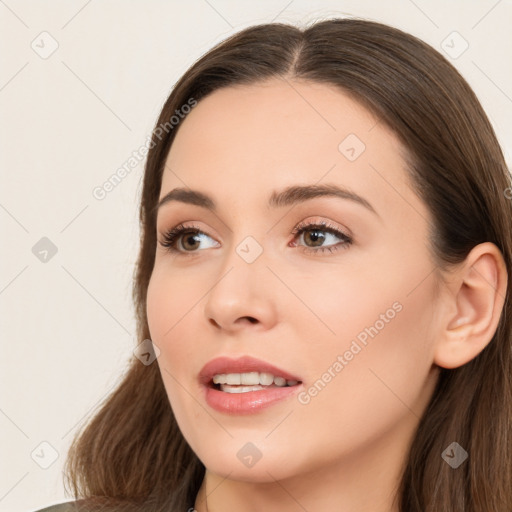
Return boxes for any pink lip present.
[199,355,303,415]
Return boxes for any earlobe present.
[433,242,508,370]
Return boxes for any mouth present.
[199,355,303,413]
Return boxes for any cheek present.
[294,252,435,408]
[146,268,206,427]
[291,242,436,370]
[146,267,203,384]
[146,264,200,345]
[288,257,437,439]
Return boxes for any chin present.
[194,443,302,483]
[208,460,296,483]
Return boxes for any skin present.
[146,78,507,512]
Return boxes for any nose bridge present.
[218,213,270,274]
[203,228,276,329]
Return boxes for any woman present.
[35,17,512,512]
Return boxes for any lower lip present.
[204,383,301,414]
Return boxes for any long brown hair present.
[63,18,512,511]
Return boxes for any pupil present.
[183,233,199,250]
[307,230,324,246]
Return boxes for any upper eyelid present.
[292,220,351,237]
[159,220,349,238]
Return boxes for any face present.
[146,79,442,483]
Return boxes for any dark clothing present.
[32,504,78,512]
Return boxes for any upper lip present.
[199,355,302,386]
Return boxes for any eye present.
[158,220,353,256]
[159,223,219,255]
[290,220,353,255]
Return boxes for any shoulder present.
[31,502,79,512]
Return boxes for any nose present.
[203,243,278,332]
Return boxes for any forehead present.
[166,79,382,173]
[160,79,428,226]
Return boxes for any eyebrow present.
[154,183,379,218]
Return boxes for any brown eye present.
[179,231,202,251]
[291,221,353,255]
[302,228,327,247]
[159,223,219,255]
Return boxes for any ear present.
[433,242,508,369]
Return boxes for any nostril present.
[238,316,258,324]
[234,316,258,325]
[208,316,258,328]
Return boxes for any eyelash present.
[159,220,353,257]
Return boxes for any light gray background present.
[1,1,511,511]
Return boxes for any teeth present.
[259,372,274,385]
[226,373,241,385]
[212,372,299,387]
[220,384,265,394]
[274,376,286,387]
